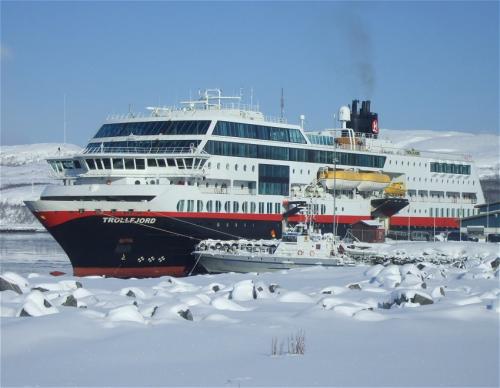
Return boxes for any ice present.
[211,296,250,311]
[229,279,256,301]
[278,291,314,303]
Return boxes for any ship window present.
[213,121,307,144]
[250,202,256,213]
[224,201,231,212]
[267,202,273,214]
[95,159,104,170]
[86,159,96,170]
[102,158,111,169]
[94,120,211,138]
[112,158,124,169]
[147,159,157,167]
[275,203,281,214]
[207,162,211,169]
[242,202,248,213]
[74,160,82,169]
[243,165,247,171]
[259,202,265,213]
[197,200,204,212]
[233,201,239,213]
[226,163,230,170]
[187,200,194,212]
[124,159,134,169]
[259,164,290,196]
[156,159,165,167]
[135,180,140,185]
[176,159,185,169]
[235,164,238,171]
[215,201,222,212]
[252,165,255,172]
[321,205,326,214]
[166,159,175,167]
[135,159,145,170]
[206,200,213,212]
[217,162,221,169]
[176,200,185,212]
[184,158,193,169]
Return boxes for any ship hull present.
[26,204,459,278]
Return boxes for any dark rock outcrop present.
[0,277,22,294]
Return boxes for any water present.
[0,232,71,276]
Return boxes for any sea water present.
[0,232,71,275]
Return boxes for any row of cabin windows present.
[94,121,211,138]
[205,161,314,177]
[407,190,477,200]
[213,121,307,144]
[204,141,386,168]
[84,140,201,153]
[49,159,82,172]
[85,157,206,170]
[429,208,476,217]
[406,176,474,185]
[430,162,471,175]
[177,200,281,214]
[176,200,329,215]
[306,134,335,146]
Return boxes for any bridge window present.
[135,159,145,170]
[94,120,211,138]
[147,159,157,167]
[124,159,134,170]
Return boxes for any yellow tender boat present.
[318,170,391,192]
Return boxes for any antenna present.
[250,87,254,107]
[63,93,67,144]
[280,88,284,122]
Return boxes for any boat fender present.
[297,250,304,256]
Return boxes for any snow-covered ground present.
[1,241,498,387]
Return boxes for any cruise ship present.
[25,89,485,277]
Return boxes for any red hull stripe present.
[390,216,459,228]
[34,210,459,229]
[73,266,186,278]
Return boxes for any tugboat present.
[192,200,354,273]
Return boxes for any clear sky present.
[1,1,498,146]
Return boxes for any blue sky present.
[1,1,498,146]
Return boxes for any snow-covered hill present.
[0,129,497,230]
[0,144,81,230]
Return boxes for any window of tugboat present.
[147,159,157,167]
[102,158,111,169]
[157,159,166,167]
[176,200,185,212]
[86,159,96,170]
[282,234,297,243]
[124,158,134,170]
[135,159,145,170]
[112,158,124,169]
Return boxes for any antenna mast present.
[280,88,284,122]
[63,93,67,144]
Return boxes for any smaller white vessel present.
[192,199,355,273]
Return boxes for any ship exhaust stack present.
[347,99,379,138]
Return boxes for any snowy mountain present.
[0,129,498,230]
[0,143,81,230]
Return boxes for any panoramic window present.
[93,120,211,138]
[213,121,307,144]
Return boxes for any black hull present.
[46,215,284,277]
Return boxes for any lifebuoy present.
[297,250,304,256]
